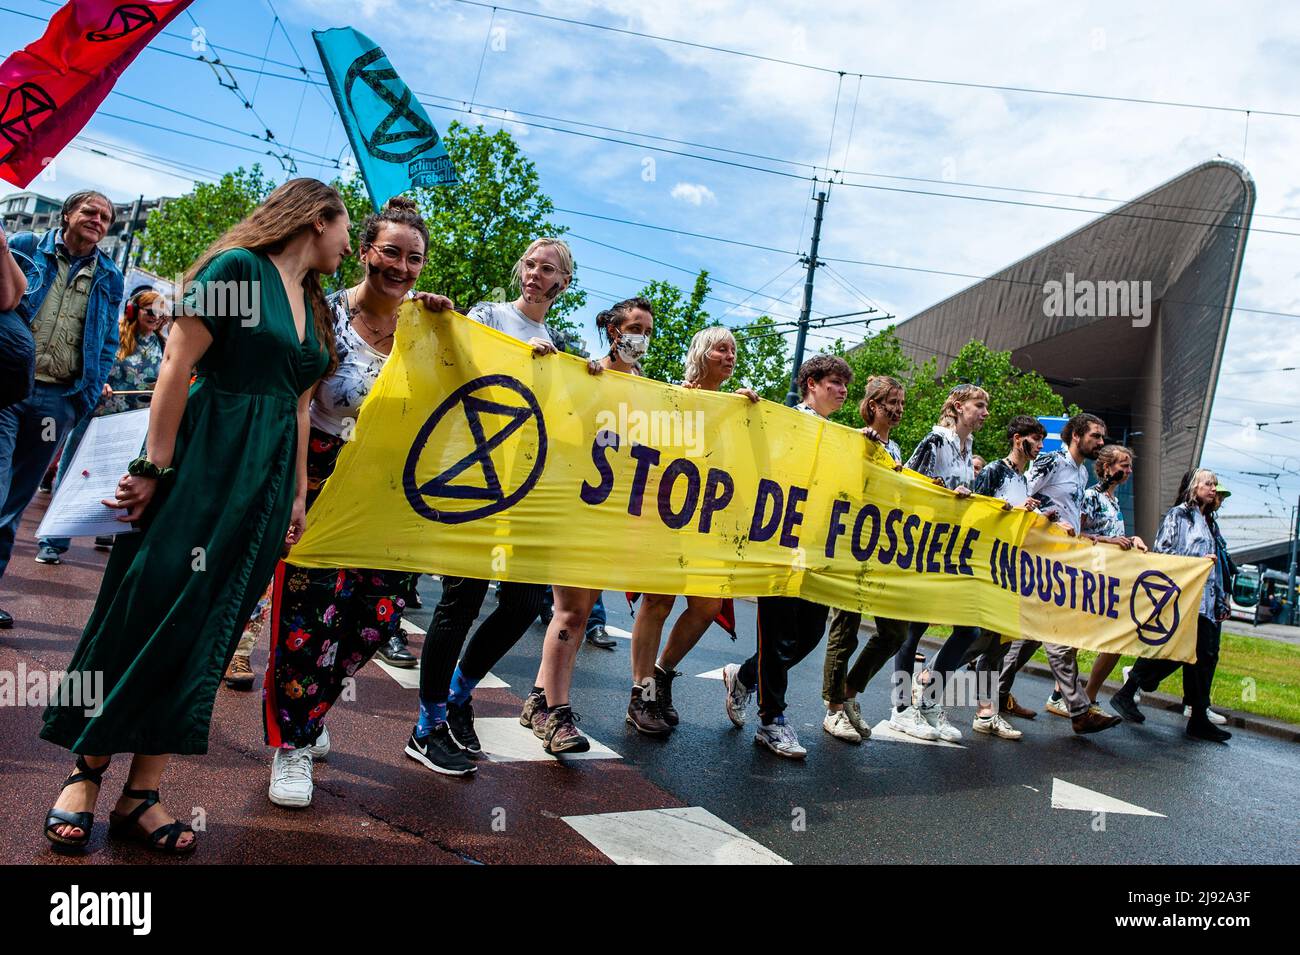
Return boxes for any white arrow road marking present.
[1050,778,1166,817]
[695,667,726,680]
[563,806,789,865]
[869,720,965,748]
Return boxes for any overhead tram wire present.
[11,5,1293,323]
[445,0,1300,120]
[564,233,815,314]
[579,264,804,320]
[88,36,1300,235]
[11,2,1300,224]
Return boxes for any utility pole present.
[1288,499,1298,625]
[785,189,827,407]
[118,194,143,271]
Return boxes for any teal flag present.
[313,27,456,207]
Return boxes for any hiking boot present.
[654,664,680,726]
[223,653,255,690]
[626,684,672,737]
[542,705,591,754]
[521,689,548,737]
[1001,693,1037,719]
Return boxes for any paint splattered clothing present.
[905,425,974,490]
[1026,448,1088,531]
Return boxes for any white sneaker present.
[268,747,313,808]
[823,709,862,743]
[889,705,941,741]
[972,712,1023,740]
[722,663,751,728]
[307,725,330,760]
[920,703,963,742]
[1122,666,1142,703]
[842,699,871,739]
[1044,695,1070,718]
[755,718,807,758]
[1184,705,1227,725]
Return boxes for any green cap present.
[1215,482,1231,498]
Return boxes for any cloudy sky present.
[3,0,1299,531]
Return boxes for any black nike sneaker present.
[446,698,482,754]
[404,724,476,776]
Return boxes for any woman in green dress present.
[40,178,351,854]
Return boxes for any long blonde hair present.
[117,290,166,361]
[938,383,989,428]
[183,178,344,377]
[684,326,736,387]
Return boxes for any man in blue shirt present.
[0,191,123,628]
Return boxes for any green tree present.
[330,173,373,292]
[638,271,712,384]
[888,340,1079,462]
[138,165,275,277]
[410,120,585,334]
[829,326,916,428]
[730,316,792,401]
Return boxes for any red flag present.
[0,0,194,187]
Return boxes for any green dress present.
[41,249,329,755]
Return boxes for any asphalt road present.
[1,496,1296,865]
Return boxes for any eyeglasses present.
[523,257,564,279]
[372,245,425,269]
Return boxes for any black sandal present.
[108,788,197,855]
[44,755,111,849]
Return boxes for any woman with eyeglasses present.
[262,196,455,808]
[407,238,577,771]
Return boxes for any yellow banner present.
[290,306,1209,663]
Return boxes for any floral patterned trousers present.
[263,561,415,749]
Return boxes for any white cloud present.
[670,182,717,206]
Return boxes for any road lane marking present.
[869,720,965,748]
[1050,778,1166,817]
[473,718,620,762]
[369,657,507,690]
[563,807,789,865]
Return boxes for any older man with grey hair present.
[0,190,124,629]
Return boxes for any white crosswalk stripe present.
[563,806,789,864]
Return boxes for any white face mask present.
[613,333,650,363]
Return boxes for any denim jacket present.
[6,229,123,419]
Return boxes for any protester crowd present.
[0,181,1234,856]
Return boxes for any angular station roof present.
[887,159,1255,534]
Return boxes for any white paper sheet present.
[35,409,151,539]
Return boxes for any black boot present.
[1109,679,1145,723]
[1186,710,1231,742]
